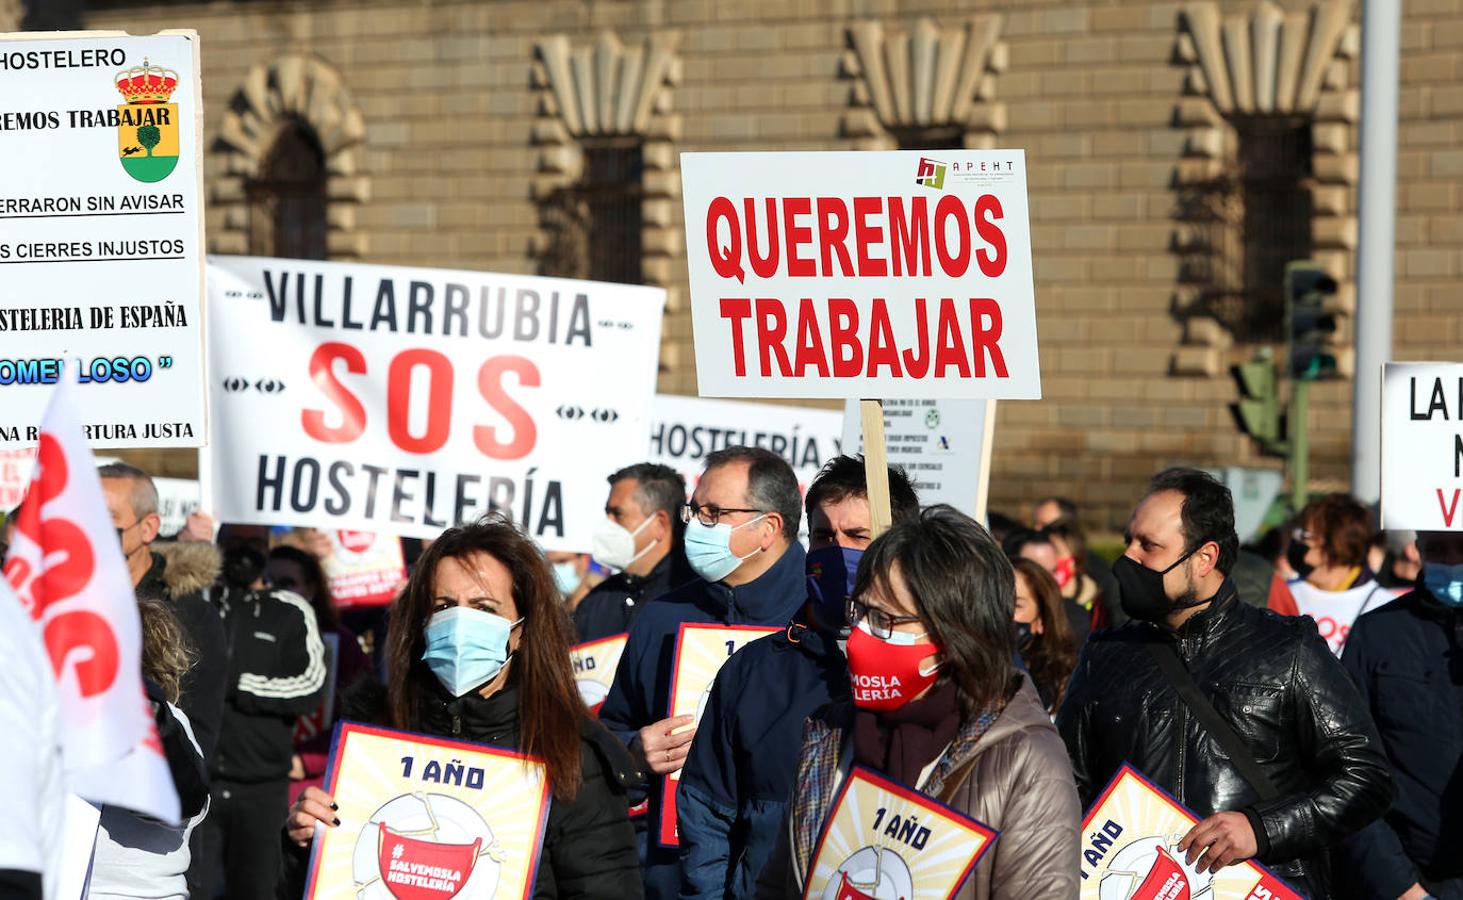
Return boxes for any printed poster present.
[1080,764,1302,900]
[305,723,551,899]
[324,530,407,609]
[1381,362,1463,530]
[0,32,206,448]
[569,633,628,714]
[659,622,779,847]
[804,766,998,900]
[840,398,992,519]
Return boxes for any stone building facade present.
[76,0,1462,530]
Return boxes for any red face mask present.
[845,620,943,712]
[1053,556,1076,589]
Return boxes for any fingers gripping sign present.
[286,785,340,848]
[1178,811,1259,875]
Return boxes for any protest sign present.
[1080,764,1301,899]
[841,399,993,520]
[680,150,1039,401]
[569,633,628,713]
[659,623,779,847]
[305,722,550,899]
[649,394,843,495]
[0,32,205,448]
[206,257,666,550]
[1381,362,1463,530]
[322,530,406,609]
[803,766,997,900]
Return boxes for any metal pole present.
[1292,379,1311,512]
[1351,0,1402,503]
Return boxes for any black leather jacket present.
[1057,580,1393,898]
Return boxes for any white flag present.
[3,375,180,825]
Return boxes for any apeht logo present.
[915,157,946,189]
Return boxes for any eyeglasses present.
[680,502,766,527]
[845,597,924,640]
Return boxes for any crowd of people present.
[1,447,1460,900]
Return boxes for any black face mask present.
[1286,540,1315,581]
[1014,620,1035,650]
[1113,550,1202,623]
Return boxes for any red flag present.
[3,376,180,824]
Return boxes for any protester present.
[575,463,691,643]
[1010,558,1077,714]
[0,579,62,899]
[87,597,211,899]
[678,456,918,900]
[1273,494,1394,655]
[1003,529,1090,646]
[598,446,807,900]
[1032,495,1122,614]
[1335,530,1463,900]
[284,515,644,899]
[763,505,1081,898]
[1372,527,1423,592]
[197,525,327,900]
[265,545,374,801]
[549,550,597,611]
[99,462,228,763]
[1058,468,1392,896]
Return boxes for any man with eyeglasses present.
[598,446,808,900]
[677,456,918,900]
[1058,468,1391,898]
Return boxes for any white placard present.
[680,150,1039,400]
[1382,362,1463,530]
[649,394,844,497]
[841,399,991,518]
[206,257,665,550]
[0,32,205,448]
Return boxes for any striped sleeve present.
[236,589,328,702]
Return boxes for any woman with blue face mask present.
[283,515,645,899]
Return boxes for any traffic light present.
[1285,261,1353,381]
[1231,353,1285,454]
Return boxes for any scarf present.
[852,680,961,787]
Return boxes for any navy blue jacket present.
[598,542,807,900]
[677,617,848,900]
[1337,588,1463,899]
[574,550,694,644]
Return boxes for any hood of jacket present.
[148,542,221,600]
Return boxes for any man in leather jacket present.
[1057,468,1392,898]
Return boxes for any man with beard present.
[1057,468,1392,897]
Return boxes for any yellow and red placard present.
[570,633,628,714]
[1080,764,1302,900]
[658,622,779,847]
[804,766,998,900]
[305,723,551,899]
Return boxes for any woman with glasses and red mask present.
[760,505,1080,900]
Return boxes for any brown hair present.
[385,515,586,800]
[1303,494,1371,569]
[138,597,194,705]
[1011,558,1077,710]
[1041,517,1089,575]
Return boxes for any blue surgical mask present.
[421,607,522,697]
[684,515,766,583]
[1422,562,1463,607]
[552,561,582,596]
[806,544,863,633]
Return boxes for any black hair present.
[608,462,687,532]
[1001,527,1053,560]
[854,505,1014,715]
[803,455,919,525]
[1146,467,1239,575]
[703,446,802,539]
[985,510,1021,545]
[1037,496,1078,520]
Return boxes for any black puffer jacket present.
[282,679,644,900]
[1057,581,1393,898]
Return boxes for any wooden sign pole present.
[974,399,998,525]
[860,399,894,539]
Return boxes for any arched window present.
[247,120,328,260]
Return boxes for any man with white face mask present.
[598,447,806,900]
[574,463,691,643]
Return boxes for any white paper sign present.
[206,257,666,550]
[0,32,205,448]
[649,394,843,497]
[841,399,990,518]
[1382,362,1463,530]
[680,150,1039,400]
